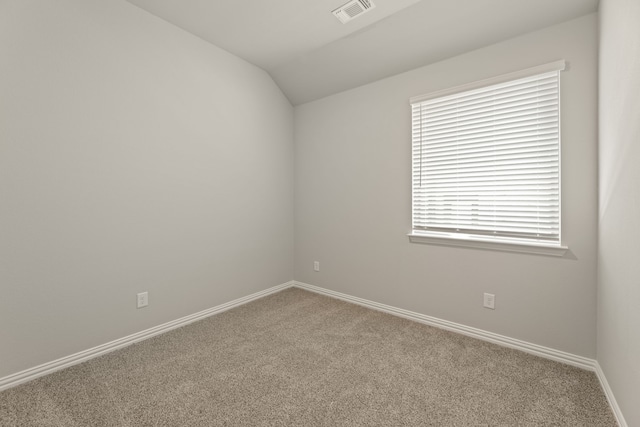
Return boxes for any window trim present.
[409,60,568,255]
[407,231,568,257]
[409,60,566,105]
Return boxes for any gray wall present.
[598,0,640,425]
[2,1,623,410]
[0,0,293,378]
[295,14,598,357]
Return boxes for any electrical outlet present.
[483,293,495,310]
[313,261,320,272]
[137,292,148,309]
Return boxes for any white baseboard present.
[1,279,626,427]
[294,281,632,424]
[595,362,628,427]
[293,281,596,371]
[0,281,294,392]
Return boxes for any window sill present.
[408,232,568,257]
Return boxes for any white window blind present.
[411,62,564,245]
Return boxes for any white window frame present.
[408,61,568,257]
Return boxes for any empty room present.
[0,0,638,425]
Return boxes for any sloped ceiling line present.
[126,0,598,105]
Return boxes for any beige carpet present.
[0,287,616,426]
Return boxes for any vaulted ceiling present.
[126,0,599,105]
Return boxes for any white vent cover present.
[332,0,375,24]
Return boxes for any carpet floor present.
[0,287,617,426]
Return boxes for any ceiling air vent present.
[332,0,376,24]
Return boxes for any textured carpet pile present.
[0,287,617,426]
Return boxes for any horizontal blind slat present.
[412,68,561,243]
[415,75,558,110]
[417,91,558,122]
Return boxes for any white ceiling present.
[126,0,599,105]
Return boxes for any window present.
[409,61,568,256]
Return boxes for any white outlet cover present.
[483,293,495,309]
[137,292,149,308]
